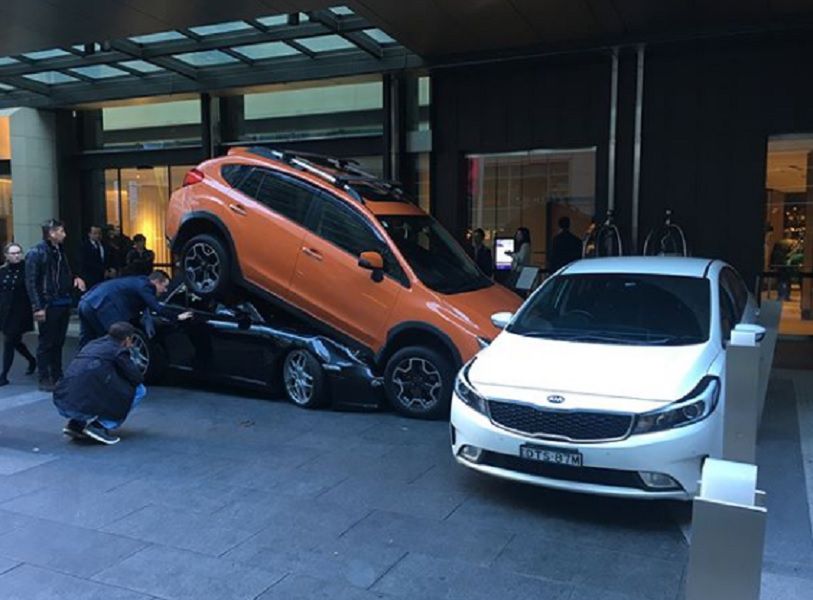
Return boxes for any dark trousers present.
[37,305,71,381]
[1,331,35,377]
[78,303,106,349]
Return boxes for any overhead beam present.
[0,75,50,96]
[109,39,198,80]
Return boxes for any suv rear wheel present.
[384,346,454,420]
[181,234,230,298]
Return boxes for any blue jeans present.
[97,384,146,430]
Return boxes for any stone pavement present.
[0,336,809,600]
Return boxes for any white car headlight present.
[632,376,720,435]
[454,361,489,415]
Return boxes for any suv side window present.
[221,164,251,188]
[235,168,315,226]
[719,281,737,341]
[313,195,408,286]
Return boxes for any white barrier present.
[685,459,767,600]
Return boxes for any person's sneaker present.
[38,378,55,392]
[82,421,119,445]
[62,419,87,440]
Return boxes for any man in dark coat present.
[469,228,494,277]
[54,322,144,445]
[79,225,111,290]
[25,219,86,391]
[77,270,192,348]
[548,216,584,273]
[122,234,155,276]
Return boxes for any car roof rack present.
[240,146,412,205]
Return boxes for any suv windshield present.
[508,273,711,346]
[377,215,492,294]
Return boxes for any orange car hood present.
[431,283,522,339]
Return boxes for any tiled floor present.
[0,336,809,599]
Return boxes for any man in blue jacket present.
[77,270,191,348]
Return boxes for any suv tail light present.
[183,168,205,187]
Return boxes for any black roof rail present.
[244,145,411,204]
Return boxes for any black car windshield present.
[377,215,492,294]
[508,273,711,346]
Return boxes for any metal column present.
[631,44,645,249]
[607,47,619,212]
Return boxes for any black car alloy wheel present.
[129,331,150,376]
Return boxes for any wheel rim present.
[130,334,150,375]
[391,357,443,412]
[184,242,221,293]
[284,351,315,406]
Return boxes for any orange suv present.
[166,147,520,418]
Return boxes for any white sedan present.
[450,257,757,500]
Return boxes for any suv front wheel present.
[181,234,230,298]
[384,346,454,420]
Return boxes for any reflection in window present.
[104,165,194,266]
[0,177,12,248]
[102,99,201,149]
[466,149,596,270]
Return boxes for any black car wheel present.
[283,349,327,409]
[129,328,167,384]
[181,234,230,298]
[384,346,454,420]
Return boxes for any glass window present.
[294,35,355,53]
[720,268,747,321]
[364,29,396,45]
[221,164,251,188]
[764,135,813,335]
[23,49,70,60]
[70,65,128,79]
[241,77,383,142]
[467,148,596,271]
[189,21,252,36]
[118,60,164,73]
[23,71,78,85]
[0,58,18,66]
[130,31,187,44]
[101,99,201,149]
[238,169,315,226]
[377,214,491,294]
[173,51,239,66]
[509,274,712,346]
[232,42,299,60]
[0,83,15,91]
[719,282,736,341]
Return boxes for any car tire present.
[384,346,454,420]
[181,234,230,299]
[130,328,167,384]
[283,349,328,409]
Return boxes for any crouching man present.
[53,322,145,445]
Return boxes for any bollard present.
[685,459,766,600]
[723,324,765,464]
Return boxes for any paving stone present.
[761,571,813,600]
[93,545,284,600]
[494,534,685,600]
[372,552,571,600]
[0,517,146,578]
[0,508,38,536]
[0,564,152,600]
[224,536,405,589]
[257,573,398,600]
[0,557,19,576]
[107,476,256,514]
[341,510,513,565]
[0,480,151,529]
[0,447,57,476]
[101,504,259,556]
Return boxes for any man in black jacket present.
[77,270,192,348]
[548,216,584,273]
[25,219,86,391]
[53,321,144,445]
[79,225,111,290]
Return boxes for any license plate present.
[519,444,583,467]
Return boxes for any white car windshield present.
[508,273,711,345]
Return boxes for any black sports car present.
[130,284,383,410]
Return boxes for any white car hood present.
[470,331,721,408]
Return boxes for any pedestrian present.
[77,270,192,348]
[79,224,111,290]
[548,216,583,273]
[470,228,494,277]
[54,321,145,445]
[123,234,155,276]
[103,224,130,276]
[25,219,86,391]
[0,242,36,385]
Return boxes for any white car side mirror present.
[491,312,513,329]
[731,323,766,346]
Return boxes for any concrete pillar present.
[9,107,59,250]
